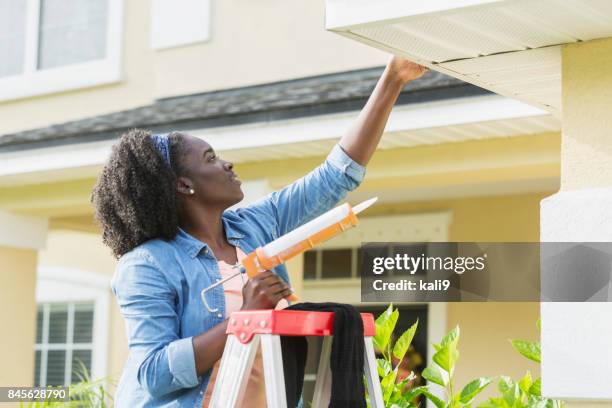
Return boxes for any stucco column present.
[540,38,612,405]
[0,210,47,389]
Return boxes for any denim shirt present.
[111,144,366,407]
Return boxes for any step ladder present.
[208,309,384,408]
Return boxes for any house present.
[0,0,553,403]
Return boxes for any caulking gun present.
[200,197,378,312]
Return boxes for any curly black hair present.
[92,128,188,258]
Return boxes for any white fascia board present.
[0,94,547,185]
[326,0,503,30]
[0,209,48,250]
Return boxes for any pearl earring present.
[189,188,195,195]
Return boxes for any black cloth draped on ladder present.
[280,302,366,408]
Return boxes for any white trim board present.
[0,94,554,187]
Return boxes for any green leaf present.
[402,385,428,402]
[390,377,409,403]
[460,377,492,404]
[433,329,460,373]
[536,318,541,331]
[381,368,398,403]
[374,304,399,354]
[518,371,532,394]
[502,383,521,407]
[377,358,391,377]
[529,378,542,396]
[452,393,462,408]
[441,326,460,348]
[498,376,514,393]
[510,340,541,363]
[391,400,415,408]
[477,397,510,408]
[390,376,419,404]
[393,319,419,362]
[525,396,550,408]
[421,390,446,408]
[423,365,446,386]
[433,326,460,373]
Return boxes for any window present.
[35,302,95,386]
[35,267,110,385]
[0,0,122,101]
[304,248,358,280]
[304,244,429,280]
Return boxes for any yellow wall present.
[368,192,547,243]
[0,247,38,388]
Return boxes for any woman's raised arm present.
[235,57,427,237]
[339,56,427,166]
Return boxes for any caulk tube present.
[262,203,351,258]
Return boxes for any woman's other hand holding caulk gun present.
[193,56,426,377]
[241,270,293,310]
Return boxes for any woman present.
[92,57,426,407]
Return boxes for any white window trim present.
[0,0,123,102]
[36,266,111,383]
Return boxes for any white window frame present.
[35,302,96,386]
[0,0,123,102]
[35,266,111,384]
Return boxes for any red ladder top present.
[226,310,376,344]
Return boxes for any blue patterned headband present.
[151,133,171,167]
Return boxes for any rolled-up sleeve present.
[112,252,199,398]
[237,143,367,237]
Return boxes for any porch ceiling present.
[326,0,612,113]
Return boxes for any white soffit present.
[326,0,612,113]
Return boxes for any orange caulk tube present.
[241,197,378,301]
